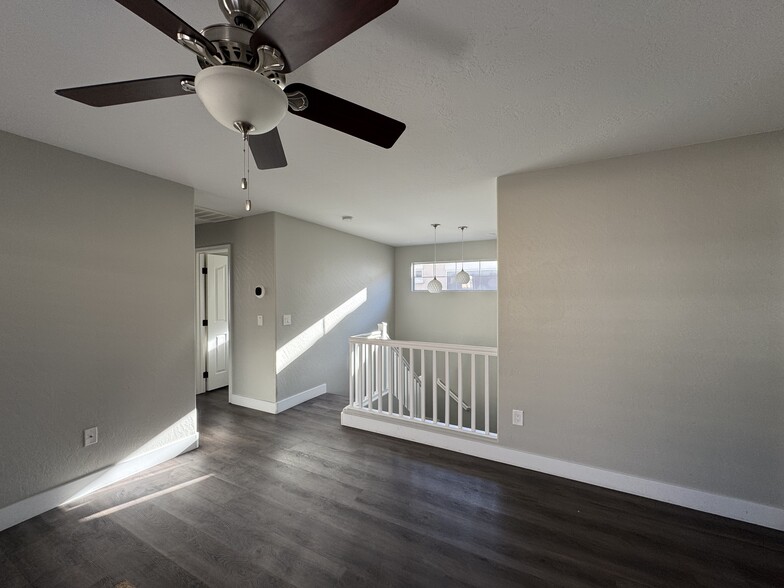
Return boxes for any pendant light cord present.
[460,226,465,270]
[432,224,440,264]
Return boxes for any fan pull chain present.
[241,134,247,190]
[243,134,251,212]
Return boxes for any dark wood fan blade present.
[113,0,220,57]
[285,83,405,148]
[249,128,288,169]
[250,0,398,73]
[55,75,195,107]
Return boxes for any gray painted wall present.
[275,214,394,399]
[498,130,784,508]
[195,213,277,403]
[0,131,196,508]
[395,240,498,346]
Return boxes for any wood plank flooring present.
[1,389,783,587]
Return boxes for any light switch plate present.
[512,410,524,426]
[84,427,98,446]
[257,315,263,326]
[282,314,292,326]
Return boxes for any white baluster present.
[388,346,393,413]
[444,352,450,428]
[470,353,476,432]
[406,347,414,419]
[484,354,490,434]
[356,343,361,409]
[457,352,463,430]
[399,348,404,415]
[432,350,438,425]
[375,342,382,414]
[397,346,404,418]
[349,342,355,408]
[394,347,398,414]
[365,344,371,412]
[420,348,425,422]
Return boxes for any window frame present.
[410,258,498,293]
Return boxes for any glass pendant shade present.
[427,277,443,293]
[195,65,287,135]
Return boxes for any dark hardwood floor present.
[1,390,783,587]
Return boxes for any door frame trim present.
[195,244,233,397]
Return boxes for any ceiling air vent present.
[195,207,238,225]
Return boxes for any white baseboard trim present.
[0,433,199,532]
[276,383,328,412]
[341,409,784,532]
[230,383,327,415]
[230,393,277,413]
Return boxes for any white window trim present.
[410,259,498,293]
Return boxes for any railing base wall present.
[340,407,784,532]
[343,406,498,442]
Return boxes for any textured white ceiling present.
[2,1,784,245]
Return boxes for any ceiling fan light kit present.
[195,65,287,135]
[55,0,406,177]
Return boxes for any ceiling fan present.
[55,0,406,170]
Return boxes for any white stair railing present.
[348,329,497,437]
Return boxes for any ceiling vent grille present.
[195,207,238,224]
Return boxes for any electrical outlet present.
[512,410,524,426]
[257,315,263,327]
[84,427,98,446]
[282,314,292,326]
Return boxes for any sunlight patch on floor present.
[79,474,213,522]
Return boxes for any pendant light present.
[427,224,443,294]
[455,225,471,285]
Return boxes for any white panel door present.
[206,253,229,390]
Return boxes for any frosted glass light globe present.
[427,278,443,293]
[195,65,287,135]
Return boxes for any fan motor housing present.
[219,0,270,31]
[197,23,286,88]
[197,24,256,69]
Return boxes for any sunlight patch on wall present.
[276,288,367,374]
[123,410,198,461]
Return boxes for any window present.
[411,260,497,292]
